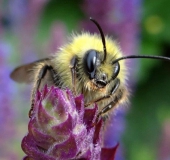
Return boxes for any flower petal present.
[101,144,119,160]
[48,133,77,159]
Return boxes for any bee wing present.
[10,58,50,84]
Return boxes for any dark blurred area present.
[0,0,170,159]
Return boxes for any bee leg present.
[29,65,53,118]
[96,79,123,122]
[95,94,122,123]
[70,55,78,95]
[85,78,120,107]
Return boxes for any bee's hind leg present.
[29,65,54,118]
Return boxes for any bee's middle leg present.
[70,55,78,95]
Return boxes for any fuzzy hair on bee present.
[52,32,129,113]
[10,18,170,119]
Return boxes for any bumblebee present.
[11,18,170,119]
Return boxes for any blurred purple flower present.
[81,0,140,159]
[81,0,140,56]
[22,86,118,160]
[47,21,67,54]
[0,1,49,159]
[0,41,17,158]
[0,2,19,159]
[9,0,48,62]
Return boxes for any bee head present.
[82,18,120,89]
[82,17,170,90]
[84,49,120,88]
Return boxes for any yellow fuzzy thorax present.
[52,32,127,92]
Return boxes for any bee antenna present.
[112,55,170,64]
[90,17,107,62]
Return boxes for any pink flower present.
[22,86,118,160]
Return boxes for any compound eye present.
[112,62,120,80]
[85,50,98,79]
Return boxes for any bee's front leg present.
[97,79,120,113]
[96,78,128,122]
[85,78,120,107]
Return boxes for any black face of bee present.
[84,50,105,88]
[84,49,121,88]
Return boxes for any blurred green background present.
[124,0,170,160]
[0,0,170,160]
